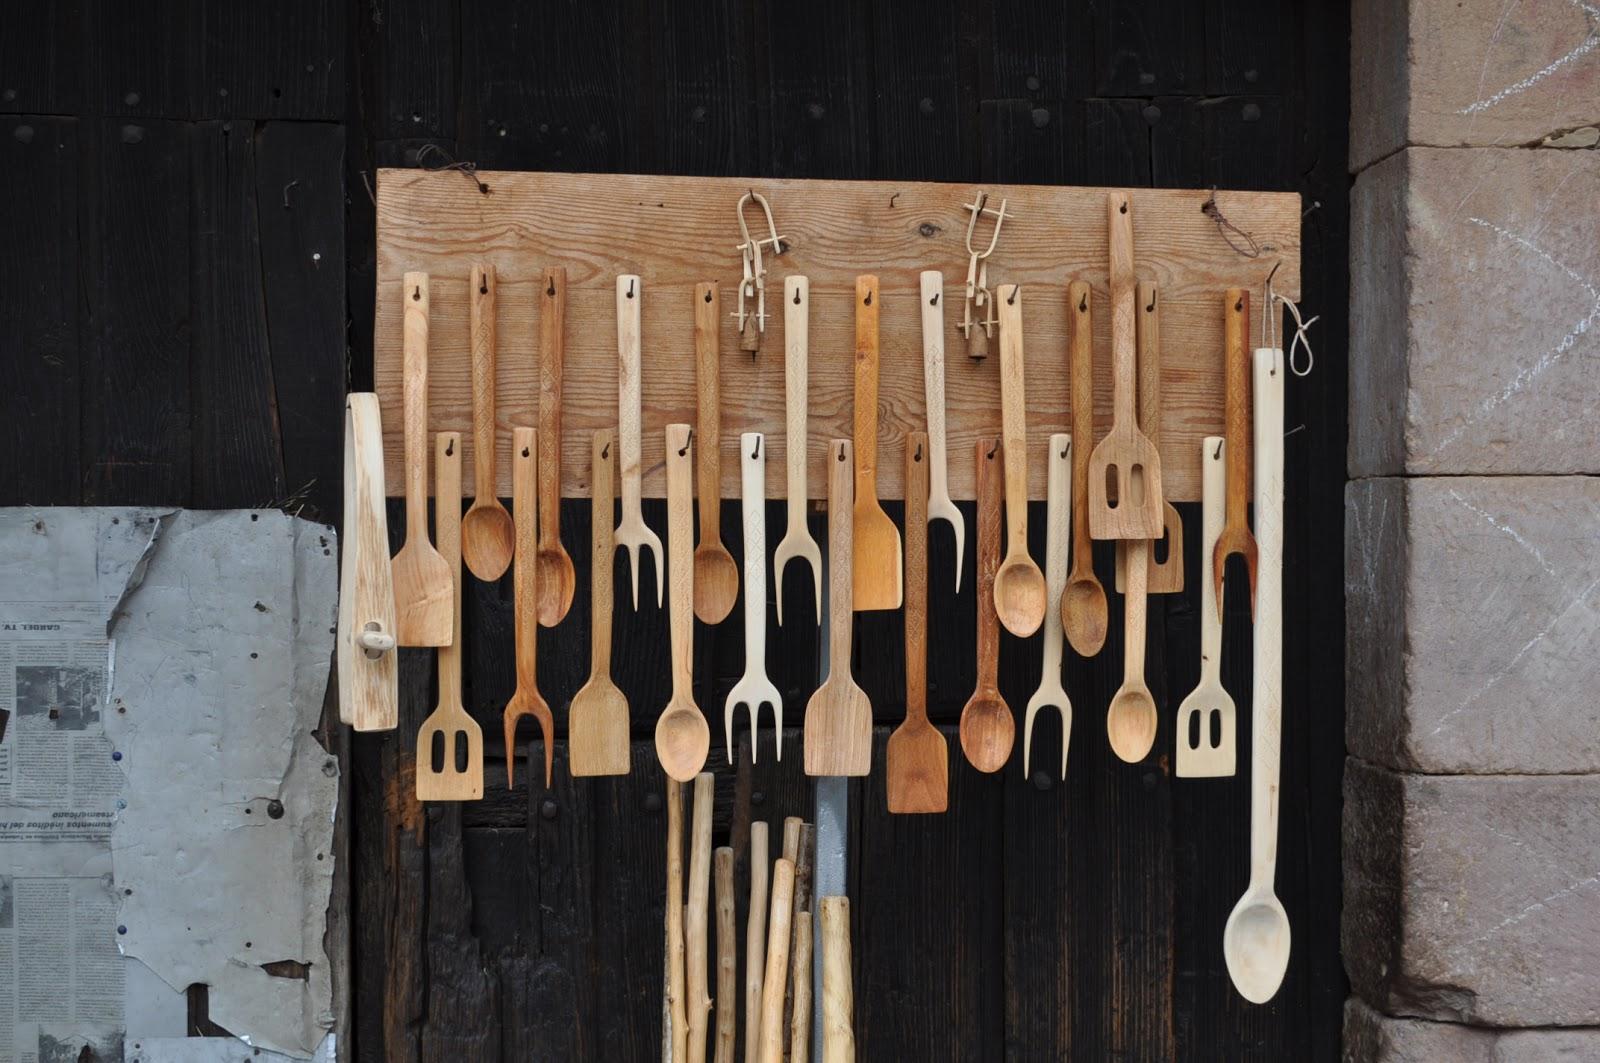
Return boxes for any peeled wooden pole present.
[820,898,854,1063]
[666,779,687,1063]
[743,822,770,1063]
[713,846,737,1063]
[787,823,815,1060]
[686,773,714,1061]
[789,916,813,1063]
[756,860,796,1063]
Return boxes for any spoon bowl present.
[1105,685,1158,763]
[959,693,1015,774]
[535,547,577,625]
[461,502,515,581]
[994,556,1047,638]
[693,543,740,625]
[656,699,711,783]
[1061,576,1108,656]
[1222,888,1291,1004]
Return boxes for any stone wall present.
[1345,0,1600,1057]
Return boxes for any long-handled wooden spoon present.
[391,273,453,646]
[656,423,710,782]
[504,427,554,789]
[1087,193,1164,541]
[919,270,964,591]
[850,275,902,611]
[1222,345,1289,1003]
[1116,280,1184,593]
[960,438,1015,773]
[1213,289,1259,622]
[1176,436,1236,778]
[461,265,516,581]
[1023,434,1072,779]
[887,431,948,813]
[569,429,630,777]
[994,284,1047,637]
[725,433,783,763]
[1105,538,1157,764]
[694,282,740,624]
[1061,282,1108,656]
[773,275,822,626]
[616,274,664,608]
[535,266,576,625]
[804,440,872,777]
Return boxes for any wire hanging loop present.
[732,190,786,354]
[1262,261,1318,377]
[961,192,1012,360]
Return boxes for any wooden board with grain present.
[374,170,1298,502]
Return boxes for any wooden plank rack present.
[374,170,1300,502]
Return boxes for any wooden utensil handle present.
[695,282,723,543]
[435,432,463,695]
[975,438,1001,688]
[1068,282,1095,573]
[538,267,566,546]
[1250,347,1285,884]
[996,285,1029,552]
[666,424,695,701]
[784,275,810,524]
[469,264,498,498]
[1044,433,1071,641]
[401,272,430,539]
[1138,280,1161,443]
[919,271,951,502]
[827,440,855,672]
[1123,538,1148,685]
[1224,289,1251,527]
[512,427,538,686]
[904,432,929,719]
[852,275,880,500]
[1107,193,1137,425]
[617,275,643,514]
[1199,436,1225,679]
[740,433,768,655]
[590,429,616,673]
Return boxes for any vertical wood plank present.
[653,0,756,176]
[369,0,458,141]
[1091,0,1204,96]
[0,2,85,115]
[758,0,870,177]
[867,0,966,180]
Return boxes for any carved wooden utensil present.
[390,273,453,646]
[804,440,872,777]
[1213,288,1259,622]
[919,270,964,591]
[616,274,664,608]
[851,275,903,611]
[994,284,1047,637]
[1176,435,1236,778]
[504,427,553,788]
[415,432,484,801]
[656,423,710,782]
[1060,282,1108,657]
[535,266,576,626]
[1023,433,1072,779]
[772,275,822,626]
[569,429,631,778]
[886,431,948,813]
[725,433,782,763]
[1116,280,1184,593]
[460,265,516,581]
[959,437,1015,774]
[693,282,740,624]
[1087,192,1165,541]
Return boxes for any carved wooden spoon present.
[994,284,1046,637]
[460,265,515,581]
[534,266,576,625]
[693,282,739,624]
[959,437,1015,774]
[656,423,710,782]
[1105,536,1157,763]
[1061,282,1108,656]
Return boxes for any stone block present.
[1347,476,1600,774]
[1350,147,1600,477]
[1344,761,1600,1026]
[1352,0,1600,169]
[1345,999,1600,1062]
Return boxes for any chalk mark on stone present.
[1447,488,1560,581]
[1463,869,1600,949]
[1459,0,1600,115]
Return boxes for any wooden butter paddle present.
[850,275,902,611]
[693,282,740,624]
[804,440,872,777]
[504,426,553,789]
[390,273,453,647]
[569,429,630,777]
[656,423,710,782]
[959,438,1015,774]
[534,266,576,626]
[461,265,516,581]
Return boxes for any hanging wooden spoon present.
[656,423,710,782]
[804,440,872,777]
[1105,536,1158,764]
[1061,282,1108,656]
[919,270,964,591]
[851,275,903,611]
[535,266,576,625]
[569,429,630,777]
[390,273,453,646]
[504,427,554,789]
[1213,289,1259,622]
[994,284,1047,637]
[461,265,515,581]
[959,437,1015,773]
[693,282,739,624]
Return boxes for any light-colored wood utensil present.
[693,282,740,625]
[656,423,711,782]
[886,431,948,813]
[1176,436,1236,778]
[850,275,903,612]
[666,778,687,1063]
[1106,535,1158,763]
[919,270,964,591]
[1213,288,1259,622]
[1116,280,1184,594]
[415,432,483,801]
[504,427,554,789]
[391,273,453,647]
[756,858,796,1063]
[820,896,854,1063]
[959,438,1015,774]
[686,772,714,1062]
[461,265,515,581]
[616,274,664,609]
[339,393,398,731]
[1087,192,1164,541]
[1223,345,1290,1004]
[744,821,770,1063]
[1023,434,1072,779]
[726,433,782,764]
[714,845,737,1063]
[994,284,1047,637]
[535,266,576,626]
[805,440,872,777]
[773,275,822,626]
[1061,282,1108,657]
[570,429,630,778]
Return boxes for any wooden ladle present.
[1105,535,1158,763]
[1061,282,1108,656]
[504,427,553,789]
[693,282,739,624]
[959,437,1015,774]
[390,273,453,646]
[460,265,516,581]
[534,266,576,626]
[656,423,710,782]
[994,284,1047,637]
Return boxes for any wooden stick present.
[786,823,815,1060]
[789,915,813,1063]
[744,822,770,1063]
[714,846,737,1063]
[819,898,854,1063]
[757,860,795,1063]
[781,816,802,863]
[687,773,714,1061]
[666,779,687,1063]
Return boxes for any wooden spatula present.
[1116,280,1184,593]
[994,285,1047,637]
[656,423,710,782]
[805,440,872,777]
[1087,192,1165,541]
[1060,282,1108,657]
[461,265,516,581]
[1176,435,1236,778]
[415,432,483,801]
[616,274,664,609]
[504,427,553,789]
[1213,289,1259,622]
[886,431,948,813]
[725,433,782,763]
[693,282,739,624]
[919,270,964,591]
[773,275,822,626]
[850,275,903,611]
[959,438,1015,774]
[390,273,453,646]
[1023,433,1072,779]
[570,429,630,777]
[339,393,398,731]
[535,266,576,626]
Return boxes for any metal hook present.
[751,435,761,460]
[679,428,694,457]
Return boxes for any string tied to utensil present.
[1262,262,1318,377]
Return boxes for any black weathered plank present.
[83,0,191,119]
[651,0,755,176]
[196,1,347,119]
[1091,0,1204,96]
[366,0,457,141]
[758,0,870,178]
[868,0,969,181]
[1205,0,1289,95]
[0,2,85,115]
[984,0,1092,101]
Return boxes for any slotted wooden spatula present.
[504,426,553,789]
[1176,435,1235,777]
[851,275,903,611]
[390,273,453,646]
[887,431,948,813]
[416,432,483,801]
[805,440,872,777]
[570,429,630,777]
